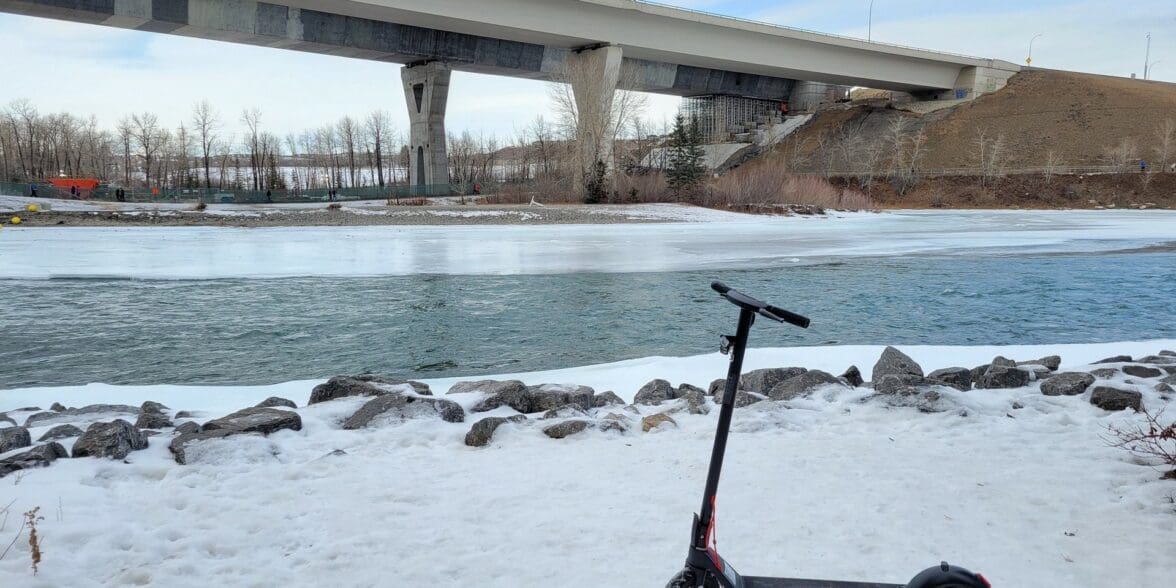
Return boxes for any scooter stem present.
[693,307,756,550]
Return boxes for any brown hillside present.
[780,70,1176,171]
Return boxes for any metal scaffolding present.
[679,95,784,143]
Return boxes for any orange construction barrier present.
[48,178,101,191]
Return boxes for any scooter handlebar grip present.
[711,281,731,295]
[765,305,810,328]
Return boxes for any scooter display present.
[666,282,991,588]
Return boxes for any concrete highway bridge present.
[0,0,1020,189]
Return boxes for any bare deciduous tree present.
[130,112,163,188]
[549,56,649,194]
[1153,118,1174,172]
[192,100,220,189]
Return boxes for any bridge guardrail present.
[633,0,990,62]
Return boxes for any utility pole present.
[1144,33,1151,80]
[1027,33,1043,66]
[868,0,875,42]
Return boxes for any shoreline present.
[4,195,1172,228]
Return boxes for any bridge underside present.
[0,0,803,100]
[3,0,1013,191]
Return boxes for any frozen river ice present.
[1,209,1173,388]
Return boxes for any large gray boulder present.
[310,375,430,405]
[633,379,677,406]
[740,368,807,394]
[135,411,173,430]
[874,374,925,395]
[0,426,32,453]
[592,391,625,408]
[0,413,15,427]
[37,424,84,442]
[974,365,1032,389]
[990,356,1017,368]
[1137,355,1176,365]
[0,443,68,478]
[175,421,201,435]
[202,407,303,435]
[464,415,527,447]
[140,401,169,413]
[679,388,711,415]
[25,404,140,427]
[71,420,148,459]
[543,420,590,439]
[1095,355,1132,364]
[768,370,844,401]
[1091,368,1120,379]
[708,378,727,396]
[460,380,531,413]
[1089,387,1143,412]
[168,429,243,465]
[1040,372,1096,396]
[256,397,298,409]
[1018,356,1062,371]
[927,367,972,392]
[871,347,923,383]
[1122,365,1163,379]
[527,384,595,412]
[343,394,464,429]
[734,391,766,408]
[135,401,173,429]
[839,366,864,388]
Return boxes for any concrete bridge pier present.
[401,61,451,193]
[568,45,623,185]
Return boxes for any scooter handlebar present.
[711,281,811,329]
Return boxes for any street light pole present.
[1027,33,1043,66]
[868,0,874,42]
[1144,33,1151,79]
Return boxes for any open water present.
[2,250,1173,389]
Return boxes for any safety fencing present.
[1,181,477,204]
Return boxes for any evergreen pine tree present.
[667,114,706,200]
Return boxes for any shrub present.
[326,202,342,210]
[192,201,207,212]
[706,163,874,210]
[1105,408,1176,479]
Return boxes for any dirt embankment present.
[787,70,1176,170]
[835,172,1176,209]
[766,69,1176,208]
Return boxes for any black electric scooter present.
[667,282,991,588]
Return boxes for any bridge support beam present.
[568,45,623,191]
[401,61,451,193]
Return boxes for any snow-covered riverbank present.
[2,341,1173,587]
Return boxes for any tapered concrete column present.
[568,45,623,181]
[401,61,451,192]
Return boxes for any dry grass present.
[0,505,43,576]
[611,171,668,203]
[326,202,343,210]
[191,201,207,212]
[484,177,576,205]
[705,162,873,210]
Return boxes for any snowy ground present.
[2,209,1174,279]
[1,341,1174,587]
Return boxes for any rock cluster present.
[3,349,1170,477]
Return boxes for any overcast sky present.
[1,0,1172,141]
